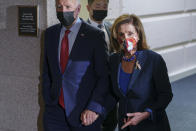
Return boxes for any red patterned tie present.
[59,30,70,109]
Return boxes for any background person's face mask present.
[92,10,107,21]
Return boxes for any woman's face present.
[117,22,139,44]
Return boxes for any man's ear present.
[74,4,81,18]
[86,5,90,12]
[77,4,81,13]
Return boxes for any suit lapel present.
[127,50,148,91]
[87,19,91,24]
[64,20,87,72]
[104,22,111,38]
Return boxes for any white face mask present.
[123,37,137,52]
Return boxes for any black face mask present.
[57,11,75,27]
[92,10,107,21]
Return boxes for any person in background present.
[86,0,112,50]
[42,0,109,130]
[86,0,118,131]
[108,14,173,131]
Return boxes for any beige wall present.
[0,0,46,131]
[79,0,89,20]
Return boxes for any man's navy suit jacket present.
[42,19,109,126]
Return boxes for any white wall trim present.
[169,66,196,82]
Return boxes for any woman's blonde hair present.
[110,14,149,53]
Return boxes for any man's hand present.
[81,110,99,126]
[121,112,150,129]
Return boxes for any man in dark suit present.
[86,0,118,131]
[86,0,112,51]
[42,0,109,131]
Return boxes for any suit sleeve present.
[103,55,119,116]
[41,30,52,105]
[149,55,173,121]
[86,31,110,117]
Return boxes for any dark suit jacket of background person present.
[42,19,109,127]
[87,19,112,46]
[108,50,173,131]
[103,21,111,38]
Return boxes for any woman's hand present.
[121,112,150,129]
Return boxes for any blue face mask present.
[57,11,75,26]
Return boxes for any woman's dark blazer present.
[109,50,173,131]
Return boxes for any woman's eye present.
[128,32,133,36]
[118,33,124,37]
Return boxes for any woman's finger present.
[87,112,93,125]
[123,118,127,123]
[127,113,135,117]
[121,120,132,129]
[83,112,87,125]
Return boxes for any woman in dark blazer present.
[108,14,173,131]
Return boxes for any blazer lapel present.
[111,53,125,98]
[127,50,148,91]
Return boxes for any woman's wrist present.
[142,111,150,119]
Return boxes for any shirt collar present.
[88,17,104,28]
[62,17,82,32]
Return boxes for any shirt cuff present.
[87,101,106,118]
[145,108,153,120]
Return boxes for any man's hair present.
[56,0,80,4]
[88,0,109,5]
[77,0,80,4]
